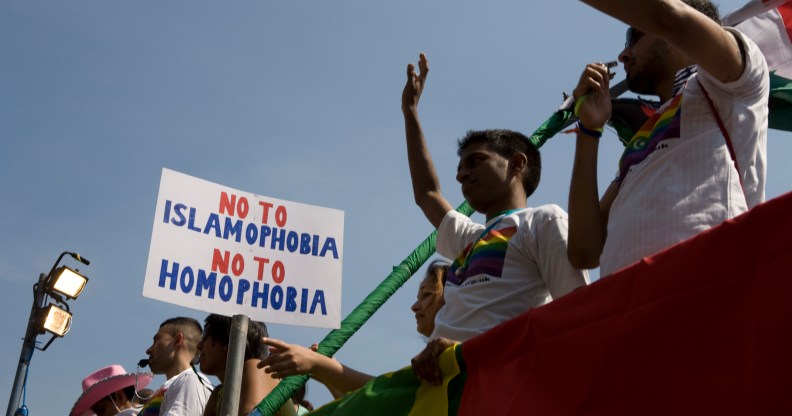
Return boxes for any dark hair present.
[203,314,270,361]
[291,384,314,412]
[457,129,541,198]
[159,317,203,352]
[683,0,721,24]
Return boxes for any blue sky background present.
[2,0,790,414]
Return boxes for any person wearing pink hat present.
[70,364,153,416]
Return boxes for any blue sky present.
[2,0,790,414]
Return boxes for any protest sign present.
[143,168,344,329]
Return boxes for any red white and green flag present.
[727,0,792,130]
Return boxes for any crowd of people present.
[67,0,770,413]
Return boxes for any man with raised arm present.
[403,53,588,384]
[567,0,769,275]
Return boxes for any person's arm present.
[581,0,743,82]
[308,344,345,399]
[535,212,591,296]
[259,338,374,396]
[402,53,454,229]
[567,63,616,269]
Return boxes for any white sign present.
[143,168,344,329]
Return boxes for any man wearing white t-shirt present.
[567,0,769,276]
[402,53,589,385]
[139,317,212,416]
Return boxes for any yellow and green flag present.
[310,344,465,416]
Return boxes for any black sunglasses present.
[625,27,644,48]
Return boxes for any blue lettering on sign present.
[196,269,217,299]
[204,214,221,237]
[162,201,341,260]
[271,285,283,310]
[224,217,243,242]
[157,259,328,315]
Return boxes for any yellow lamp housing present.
[40,304,72,337]
[46,266,88,300]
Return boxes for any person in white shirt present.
[567,0,769,276]
[402,53,589,385]
[139,317,212,415]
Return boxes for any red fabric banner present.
[780,3,792,41]
[460,192,792,415]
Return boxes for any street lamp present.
[40,304,72,337]
[46,266,88,300]
[6,252,91,416]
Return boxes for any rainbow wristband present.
[576,120,604,139]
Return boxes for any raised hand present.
[401,52,429,112]
[573,63,613,130]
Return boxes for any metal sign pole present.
[219,314,249,416]
[6,274,47,416]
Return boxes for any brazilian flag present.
[309,344,466,416]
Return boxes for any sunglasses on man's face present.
[625,27,644,48]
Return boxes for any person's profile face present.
[197,332,226,377]
[145,327,176,374]
[411,276,444,337]
[619,28,672,96]
[456,142,511,213]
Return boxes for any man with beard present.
[566,0,769,276]
[402,53,589,384]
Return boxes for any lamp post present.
[6,252,90,416]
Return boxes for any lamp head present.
[39,304,72,337]
[46,266,88,300]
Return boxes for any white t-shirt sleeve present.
[436,210,484,260]
[697,28,769,99]
[532,210,589,298]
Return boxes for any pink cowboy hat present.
[69,365,153,416]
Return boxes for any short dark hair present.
[203,314,270,361]
[159,317,203,352]
[457,129,541,198]
[683,0,721,24]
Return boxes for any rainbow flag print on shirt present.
[617,92,684,184]
[447,226,517,286]
[137,388,165,416]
